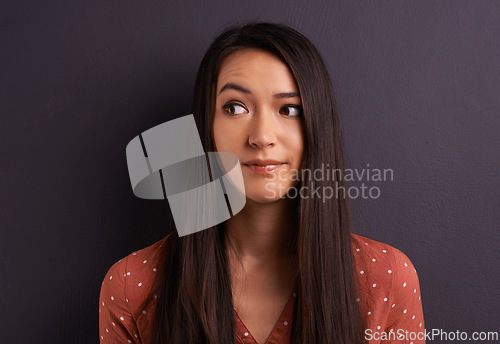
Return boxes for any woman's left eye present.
[280,105,303,117]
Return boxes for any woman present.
[99,22,425,344]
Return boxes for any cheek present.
[212,114,226,151]
[212,115,241,153]
[286,123,306,164]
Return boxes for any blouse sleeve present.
[99,257,141,343]
[383,249,426,344]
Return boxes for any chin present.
[243,183,292,204]
[245,193,283,204]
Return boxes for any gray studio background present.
[1,0,499,343]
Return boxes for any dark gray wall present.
[1,1,498,343]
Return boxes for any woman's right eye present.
[222,103,247,115]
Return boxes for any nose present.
[248,111,277,149]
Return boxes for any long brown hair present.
[150,22,365,344]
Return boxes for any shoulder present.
[99,233,172,318]
[350,233,424,324]
[99,234,173,342]
[351,233,416,269]
[351,233,421,287]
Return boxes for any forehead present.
[216,48,298,92]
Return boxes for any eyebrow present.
[218,82,300,99]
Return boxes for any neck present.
[224,197,298,263]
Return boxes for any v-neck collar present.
[233,280,298,344]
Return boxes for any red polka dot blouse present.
[99,233,425,343]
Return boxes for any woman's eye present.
[280,105,303,117]
[222,103,247,115]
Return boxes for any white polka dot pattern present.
[98,233,425,343]
[352,234,425,343]
[98,235,170,343]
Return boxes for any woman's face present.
[213,48,305,203]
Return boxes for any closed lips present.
[243,159,286,174]
[243,159,286,166]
